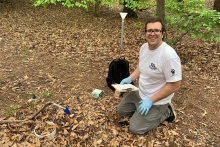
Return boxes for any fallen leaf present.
[201,110,207,116]
[63,129,69,135]
[96,139,102,144]
[70,132,77,137]
[168,130,179,136]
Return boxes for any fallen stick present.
[0,101,53,124]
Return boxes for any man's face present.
[145,22,164,50]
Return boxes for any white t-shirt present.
[138,42,182,105]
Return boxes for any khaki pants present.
[117,91,171,134]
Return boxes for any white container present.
[33,121,56,138]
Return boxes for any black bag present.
[106,57,133,90]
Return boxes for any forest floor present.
[0,0,220,146]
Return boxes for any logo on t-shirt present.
[171,69,177,77]
[149,63,157,70]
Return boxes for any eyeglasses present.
[146,29,162,35]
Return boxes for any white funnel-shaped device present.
[120,12,128,19]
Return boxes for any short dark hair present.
[145,16,166,40]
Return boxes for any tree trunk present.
[123,1,138,18]
[95,0,100,17]
[214,0,220,12]
[156,0,165,20]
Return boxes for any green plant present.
[135,22,143,29]
[29,101,35,108]
[165,0,220,45]
[117,0,153,11]
[33,0,116,10]
[5,105,17,116]
[41,90,54,100]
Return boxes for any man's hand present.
[137,97,153,115]
[120,77,132,84]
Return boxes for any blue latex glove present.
[137,97,153,115]
[120,77,132,84]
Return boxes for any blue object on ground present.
[32,94,37,99]
[64,106,70,115]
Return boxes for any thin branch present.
[0,102,53,124]
[174,30,189,45]
[26,101,53,120]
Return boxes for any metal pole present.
[119,12,127,50]
[120,19,125,50]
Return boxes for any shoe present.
[166,103,176,122]
[118,121,129,126]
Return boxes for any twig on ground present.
[0,101,53,124]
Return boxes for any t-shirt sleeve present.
[163,57,182,82]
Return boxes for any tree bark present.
[214,0,220,12]
[95,0,100,17]
[156,0,165,20]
